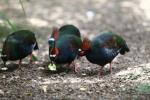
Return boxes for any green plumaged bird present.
[79,31,130,77]
[59,24,81,37]
[1,30,39,67]
[48,25,82,73]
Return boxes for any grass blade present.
[18,0,27,18]
[0,12,17,31]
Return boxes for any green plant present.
[0,12,17,31]
[135,83,150,93]
[18,0,27,17]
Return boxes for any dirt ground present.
[0,0,150,99]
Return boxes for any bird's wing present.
[98,35,119,49]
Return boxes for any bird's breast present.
[86,47,118,66]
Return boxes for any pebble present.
[1,67,8,71]
[0,89,4,96]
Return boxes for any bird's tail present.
[0,54,7,67]
[120,43,130,55]
[34,42,39,50]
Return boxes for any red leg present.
[30,53,32,62]
[68,62,80,74]
[98,66,103,78]
[29,53,33,64]
[73,62,80,74]
[109,63,112,73]
[109,63,112,79]
[18,59,22,67]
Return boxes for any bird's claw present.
[74,65,80,74]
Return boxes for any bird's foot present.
[29,54,36,64]
[18,65,22,71]
[68,62,80,74]
[18,60,23,70]
[74,64,80,74]
[29,59,35,64]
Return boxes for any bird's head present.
[48,27,60,61]
[48,27,59,48]
[79,37,91,56]
[49,46,59,61]
[48,38,55,48]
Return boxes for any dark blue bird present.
[59,24,81,37]
[1,30,39,67]
[48,25,82,73]
[79,31,130,77]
